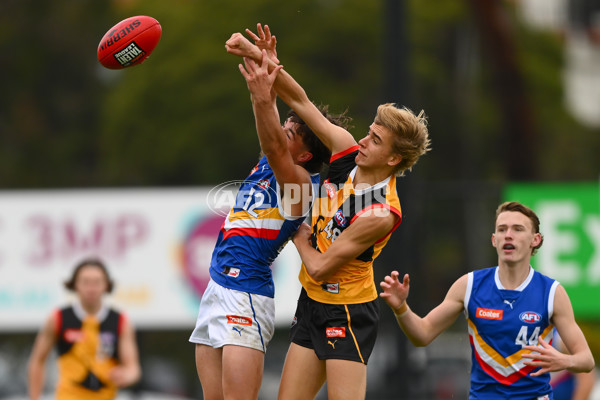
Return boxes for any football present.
[97,15,162,69]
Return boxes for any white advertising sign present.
[0,189,302,331]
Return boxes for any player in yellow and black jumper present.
[28,258,140,400]
[225,23,432,400]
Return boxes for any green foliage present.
[95,0,382,185]
[2,0,599,187]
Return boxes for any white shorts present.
[189,279,275,353]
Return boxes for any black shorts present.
[289,288,379,364]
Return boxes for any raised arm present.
[379,272,467,346]
[28,312,58,400]
[226,26,357,154]
[239,51,314,217]
[522,285,594,375]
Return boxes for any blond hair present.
[374,103,431,176]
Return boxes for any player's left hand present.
[379,271,410,312]
[246,23,279,64]
[522,337,570,376]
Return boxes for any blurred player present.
[226,24,431,400]
[190,41,350,400]
[27,257,141,400]
[380,201,595,399]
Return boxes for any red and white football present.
[97,15,162,69]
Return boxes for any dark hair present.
[287,105,352,173]
[64,257,114,293]
[495,201,544,255]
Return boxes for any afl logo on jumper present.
[476,307,503,320]
[334,209,347,227]
[520,311,541,323]
[258,179,270,189]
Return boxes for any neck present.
[354,166,393,187]
[497,261,531,290]
[80,300,103,316]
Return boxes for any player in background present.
[27,257,141,400]
[550,329,597,400]
[226,24,431,400]
[190,41,350,400]
[380,201,595,400]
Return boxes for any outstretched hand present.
[238,49,283,102]
[246,23,279,64]
[379,271,410,313]
[522,337,571,376]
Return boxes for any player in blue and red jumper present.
[380,201,595,400]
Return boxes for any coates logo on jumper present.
[520,311,541,324]
[207,179,277,217]
[476,307,503,320]
[326,327,346,338]
[227,315,252,326]
[323,180,336,199]
[63,329,84,343]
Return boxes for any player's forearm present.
[111,366,141,388]
[272,69,310,113]
[394,306,437,347]
[27,362,45,400]
[122,363,142,386]
[296,240,338,281]
[252,99,286,157]
[566,349,595,373]
[572,369,596,400]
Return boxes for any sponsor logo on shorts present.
[326,327,346,338]
[476,307,503,320]
[226,315,252,326]
[328,340,338,349]
[537,395,550,400]
[520,311,541,323]
[291,316,297,327]
[321,282,339,294]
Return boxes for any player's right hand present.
[225,33,255,58]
